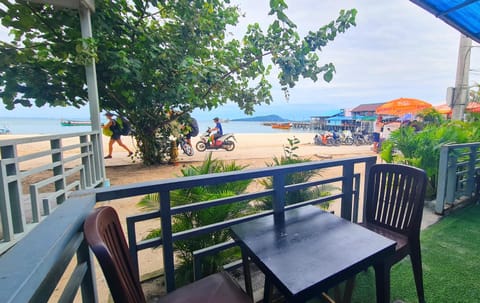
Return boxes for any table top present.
[231,205,396,301]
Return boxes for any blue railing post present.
[466,146,477,197]
[341,162,354,220]
[160,190,175,292]
[352,174,360,223]
[272,172,286,214]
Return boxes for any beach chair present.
[360,163,427,303]
[83,206,251,303]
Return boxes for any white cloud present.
[252,0,480,108]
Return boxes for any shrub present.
[256,137,331,210]
[138,153,252,285]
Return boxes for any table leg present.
[374,262,390,303]
[264,276,273,303]
[240,248,253,300]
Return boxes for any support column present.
[79,7,106,179]
[452,35,472,121]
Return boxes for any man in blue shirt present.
[210,117,223,145]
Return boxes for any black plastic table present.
[230,205,396,303]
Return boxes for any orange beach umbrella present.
[466,102,480,113]
[376,98,432,116]
[433,104,452,115]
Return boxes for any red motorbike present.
[314,131,338,146]
[195,128,236,152]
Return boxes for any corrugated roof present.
[310,110,343,118]
[410,0,480,43]
[350,103,384,113]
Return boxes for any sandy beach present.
[8,132,376,301]
[5,131,374,185]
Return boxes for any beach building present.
[326,115,357,131]
[350,103,385,133]
[309,109,344,130]
[350,103,383,119]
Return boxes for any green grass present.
[348,203,480,302]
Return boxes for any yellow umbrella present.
[376,98,432,116]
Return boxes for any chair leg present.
[343,277,356,303]
[333,277,356,303]
[263,277,273,303]
[410,246,425,303]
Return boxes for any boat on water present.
[61,120,92,126]
[271,123,292,130]
[0,127,11,134]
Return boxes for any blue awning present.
[410,0,480,43]
[327,116,354,122]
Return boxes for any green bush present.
[380,118,480,197]
[138,153,253,285]
[257,137,331,210]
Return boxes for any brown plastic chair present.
[84,206,251,303]
[360,163,427,303]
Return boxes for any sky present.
[1,0,480,121]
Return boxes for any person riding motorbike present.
[210,117,223,146]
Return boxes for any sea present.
[0,117,316,135]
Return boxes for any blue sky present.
[2,1,480,120]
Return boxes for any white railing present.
[0,132,105,254]
[436,142,480,214]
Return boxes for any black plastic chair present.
[360,163,427,303]
[84,206,251,303]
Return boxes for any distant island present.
[231,114,290,122]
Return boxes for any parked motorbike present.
[177,135,194,156]
[196,128,236,152]
[352,132,373,146]
[154,134,194,161]
[314,131,338,146]
[337,130,354,145]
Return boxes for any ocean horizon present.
[0,117,316,136]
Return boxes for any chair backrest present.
[84,206,146,303]
[364,164,427,236]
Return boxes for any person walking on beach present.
[210,117,223,145]
[373,116,383,153]
[102,112,133,159]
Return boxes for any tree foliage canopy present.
[0,0,357,164]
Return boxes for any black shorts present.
[111,132,121,140]
[373,132,380,143]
